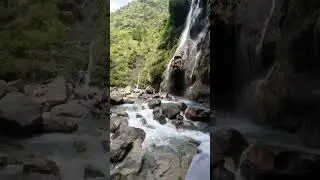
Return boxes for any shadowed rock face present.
[211,0,320,147]
[211,128,320,180]
[167,57,185,96]
[165,0,210,100]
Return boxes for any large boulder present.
[7,79,27,93]
[185,107,210,122]
[110,137,133,163]
[112,124,146,142]
[113,140,144,177]
[142,141,196,180]
[0,92,42,136]
[145,86,155,94]
[25,77,68,108]
[42,112,78,133]
[211,128,248,167]
[123,97,135,104]
[147,99,161,109]
[152,107,166,125]
[50,102,90,118]
[239,143,320,180]
[161,102,187,119]
[110,116,128,133]
[111,139,197,179]
[110,91,124,105]
[123,86,132,96]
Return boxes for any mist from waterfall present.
[164,0,209,95]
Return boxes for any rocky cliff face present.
[165,0,211,103]
[211,0,320,147]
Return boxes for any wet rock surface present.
[185,107,210,122]
[211,127,320,180]
[0,76,109,180]
[0,92,43,136]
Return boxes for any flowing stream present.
[117,98,211,155]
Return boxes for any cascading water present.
[135,73,140,90]
[118,98,210,154]
[165,0,210,96]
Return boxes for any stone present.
[147,99,161,109]
[39,76,68,107]
[42,112,78,133]
[116,140,144,176]
[110,138,133,163]
[145,86,155,94]
[110,116,128,133]
[140,118,147,125]
[161,102,187,119]
[110,91,124,105]
[84,164,105,178]
[123,86,132,96]
[152,107,167,124]
[171,120,184,129]
[0,92,42,136]
[23,158,60,176]
[123,97,135,104]
[176,114,184,121]
[185,107,210,122]
[211,128,248,167]
[114,124,146,142]
[50,102,89,118]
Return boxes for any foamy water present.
[120,100,210,154]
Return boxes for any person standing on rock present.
[71,70,86,89]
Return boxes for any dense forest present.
[110,0,190,88]
[0,0,108,86]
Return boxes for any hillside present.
[110,0,190,88]
[0,0,108,86]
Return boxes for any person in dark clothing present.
[71,70,86,88]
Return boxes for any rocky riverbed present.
[212,117,320,180]
[109,86,212,179]
[0,77,108,180]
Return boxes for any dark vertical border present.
[209,1,214,179]
[98,0,110,178]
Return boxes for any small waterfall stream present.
[135,74,140,90]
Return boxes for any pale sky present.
[110,0,134,12]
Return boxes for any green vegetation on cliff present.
[0,0,108,86]
[110,0,190,88]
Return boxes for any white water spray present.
[135,73,140,89]
[119,100,210,154]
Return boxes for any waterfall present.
[164,0,210,96]
[136,73,140,89]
